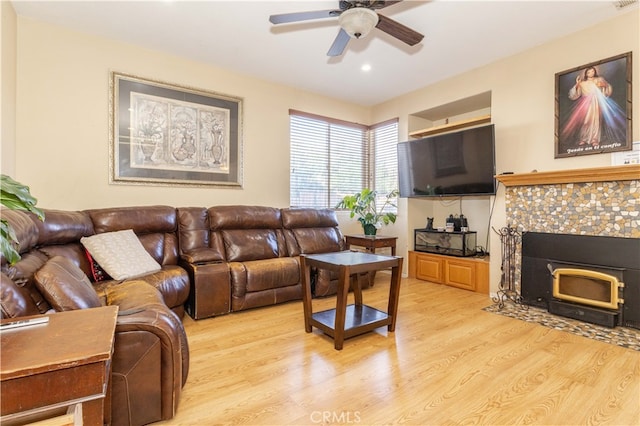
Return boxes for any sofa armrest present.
[179,259,230,319]
[104,280,189,424]
[180,247,225,264]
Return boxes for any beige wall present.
[12,17,370,210]
[372,9,639,291]
[4,8,638,291]
[1,1,17,176]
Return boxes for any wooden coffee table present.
[300,251,403,350]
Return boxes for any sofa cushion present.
[85,206,180,266]
[244,257,300,292]
[177,207,226,263]
[292,228,343,254]
[1,272,31,318]
[0,209,39,259]
[34,209,94,246]
[208,205,282,230]
[221,229,280,262]
[34,256,101,311]
[86,205,177,235]
[1,251,51,315]
[281,208,344,255]
[281,208,339,229]
[81,229,161,280]
[38,243,94,282]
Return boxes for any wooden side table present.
[345,234,397,256]
[345,234,398,286]
[1,306,118,426]
[300,251,403,350]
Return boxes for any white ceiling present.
[10,0,637,106]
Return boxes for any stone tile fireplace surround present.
[496,165,640,328]
[499,165,639,239]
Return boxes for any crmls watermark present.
[310,411,362,424]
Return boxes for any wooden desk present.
[345,234,397,256]
[1,306,118,426]
[301,251,403,350]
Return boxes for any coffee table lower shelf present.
[310,304,392,340]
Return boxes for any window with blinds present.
[371,119,399,213]
[290,110,398,211]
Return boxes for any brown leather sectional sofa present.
[0,204,346,425]
[177,205,346,318]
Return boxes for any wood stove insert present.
[521,232,640,329]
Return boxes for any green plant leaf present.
[0,175,45,220]
[1,175,44,265]
[336,187,398,229]
[0,219,20,265]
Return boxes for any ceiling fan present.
[269,1,424,57]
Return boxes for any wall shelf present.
[409,114,492,138]
[495,164,640,186]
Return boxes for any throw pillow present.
[83,248,112,282]
[81,229,161,280]
[34,256,102,311]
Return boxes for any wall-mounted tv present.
[398,124,496,198]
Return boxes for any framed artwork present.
[555,52,632,158]
[110,72,243,187]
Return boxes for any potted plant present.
[335,188,398,236]
[1,175,45,265]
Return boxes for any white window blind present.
[290,114,330,208]
[371,119,399,212]
[290,110,397,211]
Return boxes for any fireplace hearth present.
[521,232,640,329]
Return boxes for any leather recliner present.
[0,207,189,426]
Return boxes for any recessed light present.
[361,64,372,72]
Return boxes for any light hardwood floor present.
[158,275,639,425]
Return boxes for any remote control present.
[0,316,49,331]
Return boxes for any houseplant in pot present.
[336,188,398,236]
[1,174,45,265]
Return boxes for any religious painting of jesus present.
[555,52,632,158]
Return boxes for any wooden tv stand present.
[408,251,489,294]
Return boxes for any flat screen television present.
[397,124,496,198]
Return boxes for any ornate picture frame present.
[555,52,632,158]
[110,72,243,187]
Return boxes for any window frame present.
[289,109,398,212]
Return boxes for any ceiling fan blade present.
[352,0,402,9]
[327,28,351,57]
[375,1,404,9]
[375,14,423,46]
[269,9,340,25]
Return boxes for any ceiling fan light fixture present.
[339,7,379,39]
